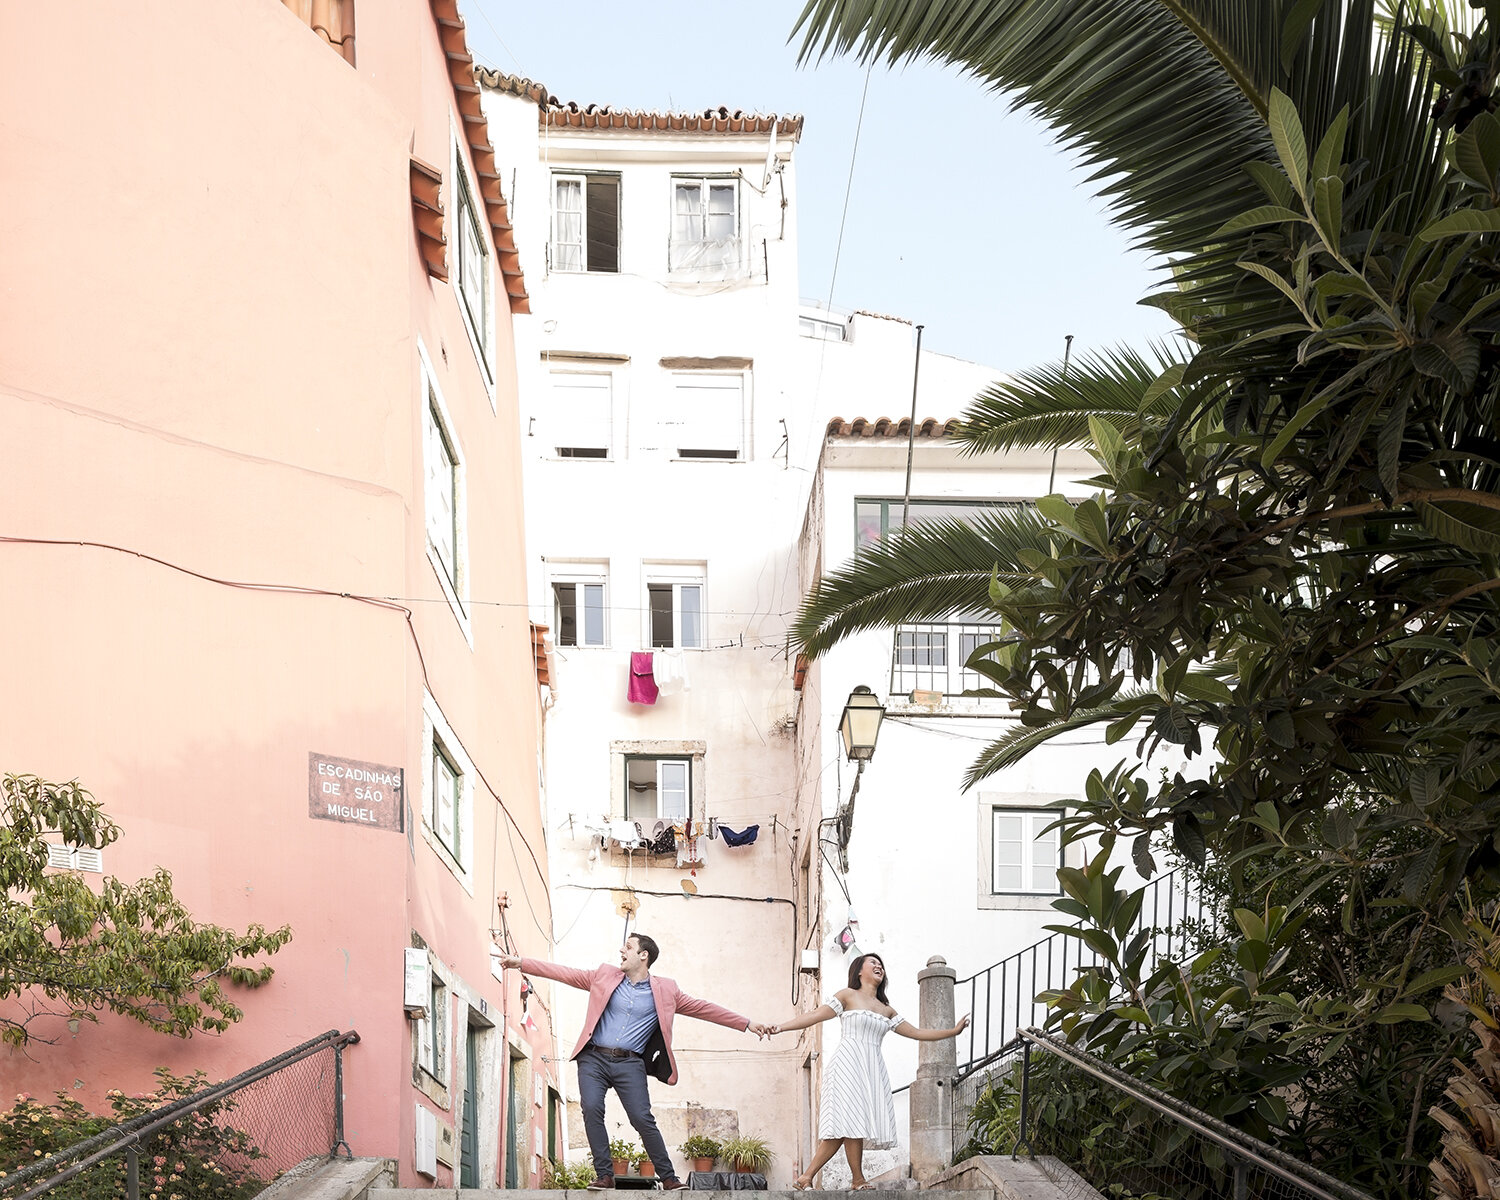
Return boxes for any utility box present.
[800,949,820,972]
[414,1104,437,1177]
[404,948,429,1017]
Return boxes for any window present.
[551,174,620,273]
[666,372,744,460]
[799,314,848,342]
[670,176,738,272]
[548,370,612,458]
[553,572,607,647]
[425,397,458,590]
[856,498,1027,548]
[419,969,449,1083]
[46,843,102,872]
[422,694,475,887]
[646,569,704,649]
[991,808,1061,895]
[453,163,491,376]
[431,740,462,862]
[625,756,690,823]
[895,629,946,666]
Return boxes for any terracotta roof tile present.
[476,68,803,140]
[282,0,356,66]
[428,0,528,313]
[826,417,963,439]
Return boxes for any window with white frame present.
[424,388,464,604]
[548,370,613,458]
[669,176,738,272]
[991,808,1062,894]
[895,628,946,666]
[552,569,608,647]
[422,695,474,886]
[625,756,690,824]
[646,569,705,649]
[454,159,492,379]
[551,173,620,273]
[666,372,745,460]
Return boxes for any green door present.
[460,1031,479,1187]
[505,1052,525,1188]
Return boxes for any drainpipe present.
[909,955,957,1181]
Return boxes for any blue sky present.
[464,1,1178,372]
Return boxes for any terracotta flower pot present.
[612,1158,630,1176]
[638,1161,656,1178]
[733,1161,753,1174]
[692,1157,716,1173]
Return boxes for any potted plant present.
[609,1139,641,1176]
[541,1159,596,1189]
[635,1153,656,1178]
[680,1135,722,1173]
[721,1135,775,1175]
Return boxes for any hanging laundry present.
[627,652,659,705]
[677,834,705,867]
[707,817,719,840]
[609,818,646,848]
[650,824,677,855]
[653,648,690,696]
[718,824,759,848]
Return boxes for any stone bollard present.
[909,954,957,1181]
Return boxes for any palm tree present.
[791,11,1500,1190]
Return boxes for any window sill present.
[975,892,1064,912]
[420,821,475,897]
[413,1064,450,1109]
[426,543,474,649]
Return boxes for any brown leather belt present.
[591,1045,640,1060]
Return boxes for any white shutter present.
[47,843,74,870]
[47,843,102,872]
[549,372,611,457]
[74,846,103,873]
[671,373,743,458]
[426,403,456,579]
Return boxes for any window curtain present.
[553,179,584,272]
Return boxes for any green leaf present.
[1175,672,1233,705]
[1238,260,1312,320]
[1415,498,1500,554]
[1131,834,1156,880]
[1268,89,1309,198]
[1311,105,1349,186]
[1454,111,1500,190]
[1087,414,1127,477]
[1036,493,1082,538]
[1173,813,1207,867]
[1072,497,1110,551]
[1214,205,1307,235]
[1417,208,1500,241]
[1377,395,1408,497]
[1313,175,1344,250]
[1244,160,1294,208]
[1234,907,1268,942]
[1374,1003,1431,1024]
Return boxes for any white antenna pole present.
[1047,334,1074,495]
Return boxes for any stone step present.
[369,1191,994,1199]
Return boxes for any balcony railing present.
[889,620,1007,698]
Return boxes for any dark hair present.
[847,953,888,1004]
[630,933,660,967]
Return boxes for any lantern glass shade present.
[840,686,885,762]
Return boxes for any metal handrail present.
[1017,1029,1376,1200]
[954,867,1210,1080]
[2,1028,360,1200]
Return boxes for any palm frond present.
[960,692,1154,790]
[953,343,1189,455]
[792,505,1057,657]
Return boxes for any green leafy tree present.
[0,774,291,1049]
[790,1,1500,1193]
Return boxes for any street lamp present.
[834,686,885,872]
[839,685,886,763]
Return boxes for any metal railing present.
[955,867,1211,1080]
[0,1029,359,1200]
[951,1031,1375,1200]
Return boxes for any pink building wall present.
[0,0,553,1186]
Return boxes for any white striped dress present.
[817,996,903,1148]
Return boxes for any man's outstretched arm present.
[495,952,595,992]
[675,991,771,1037]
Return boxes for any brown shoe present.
[586,1177,615,1190]
[661,1181,689,1191]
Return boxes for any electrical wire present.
[3,534,557,934]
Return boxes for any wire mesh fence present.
[0,1029,357,1200]
[951,1033,1374,1200]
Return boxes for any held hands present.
[495,952,522,969]
[746,1020,773,1039]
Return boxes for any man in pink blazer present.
[498,932,769,1189]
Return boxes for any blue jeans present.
[576,1046,677,1180]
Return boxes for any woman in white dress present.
[770,953,969,1190]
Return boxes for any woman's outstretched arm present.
[893,1013,970,1041]
[769,1003,837,1034]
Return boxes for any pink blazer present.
[520,957,748,1085]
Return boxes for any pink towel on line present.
[628,651,659,705]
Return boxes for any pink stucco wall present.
[0,0,552,1186]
